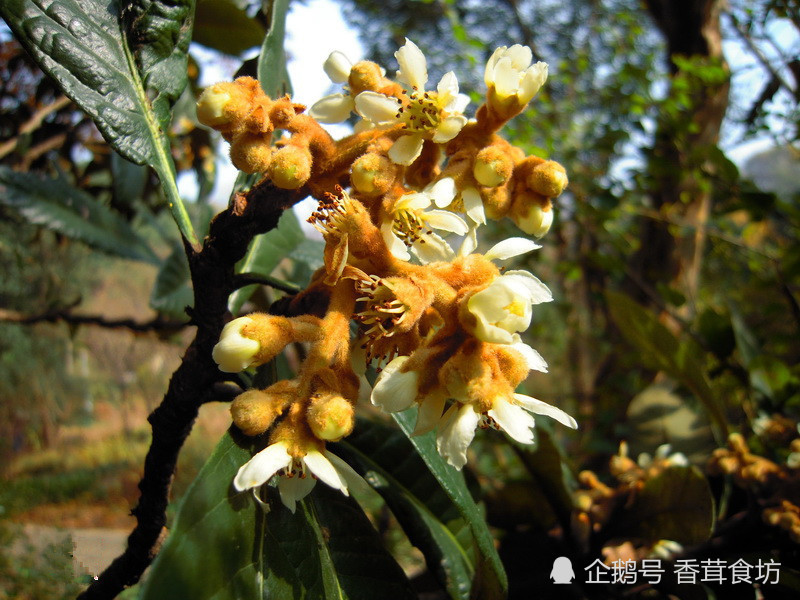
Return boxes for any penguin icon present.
[550,556,575,584]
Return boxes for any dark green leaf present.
[140,430,415,600]
[391,409,508,599]
[613,466,714,546]
[0,167,158,264]
[337,419,474,600]
[228,209,306,315]
[111,151,149,209]
[258,0,292,97]
[0,0,198,243]
[194,0,265,56]
[150,241,193,318]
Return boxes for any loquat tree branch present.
[0,307,187,333]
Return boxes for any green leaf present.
[111,151,149,209]
[150,241,193,318]
[194,0,265,56]
[612,466,714,546]
[140,430,416,600]
[258,0,292,97]
[0,167,158,264]
[391,409,508,599]
[336,419,474,600]
[228,209,306,315]
[605,290,728,442]
[0,0,198,244]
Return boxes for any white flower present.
[233,440,367,513]
[467,270,552,344]
[381,178,468,263]
[354,39,470,165]
[484,45,548,106]
[371,356,419,412]
[212,317,260,372]
[437,393,577,469]
[309,51,356,123]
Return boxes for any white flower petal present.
[388,134,425,165]
[518,62,547,104]
[436,71,459,104]
[381,222,411,261]
[396,192,432,211]
[493,57,520,98]
[484,46,505,87]
[513,393,578,429]
[413,232,455,264]
[323,51,352,83]
[427,177,457,208]
[436,403,480,469]
[304,450,347,492]
[506,45,533,70]
[459,225,478,257]
[413,394,446,436]
[446,93,471,115]
[354,91,401,123]
[212,317,260,373]
[309,94,355,123]
[489,397,535,444]
[503,270,553,304]
[508,337,548,373]
[484,237,541,261]
[395,38,428,90]
[461,187,486,224]
[325,451,371,496]
[425,210,468,235]
[278,475,316,513]
[371,356,419,412]
[432,115,467,143]
[233,442,292,491]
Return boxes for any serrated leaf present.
[605,290,728,443]
[336,419,474,600]
[228,209,306,315]
[140,430,416,600]
[258,0,292,97]
[611,466,714,546]
[0,0,198,243]
[391,409,508,599]
[194,0,265,56]
[0,166,158,264]
[150,241,193,318]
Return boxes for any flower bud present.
[351,153,395,195]
[212,314,294,373]
[230,384,294,436]
[510,195,553,238]
[307,394,354,441]
[349,61,386,95]
[267,145,312,189]
[196,85,232,128]
[527,160,568,198]
[229,132,272,174]
[196,78,262,132]
[473,147,513,187]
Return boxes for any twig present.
[0,307,186,333]
[77,179,302,600]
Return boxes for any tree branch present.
[77,179,302,600]
[0,307,186,333]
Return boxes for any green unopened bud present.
[268,146,312,189]
[351,153,394,195]
[527,160,568,198]
[307,394,354,441]
[196,85,233,128]
[473,147,513,187]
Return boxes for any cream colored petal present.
[484,237,541,261]
[388,134,425,165]
[506,44,533,70]
[432,115,467,143]
[212,317,259,373]
[304,450,347,492]
[380,222,411,261]
[323,51,353,83]
[461,187,486,224]
[412,232,455,264]
[513,393,578,429]
[395,192,432,211]
[436,403,480,469]
[354,91,401,123]
[489,397,535,444]
[427,177,457,208]
[503,270,553,304]
[493,56,520,98]
[371,356,418,412]
[278,475,316,513]
[395,38,428,90]
[446,93,471,115]
[309,94,355,123]
[233,442,292,491]
[413,394,447,436]
[353,119,376,134]
[459,225,478,257]
[508,337,548,373]
[518,62,548,105]
[424,210,468,235]
[484,46,506,87]
[325,451,371,496]
[436,71,459,104]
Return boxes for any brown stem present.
[0,307,186,333]
[76,180,301,600]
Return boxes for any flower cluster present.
[198,40,574,510]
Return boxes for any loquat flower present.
[484,45,547,114]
